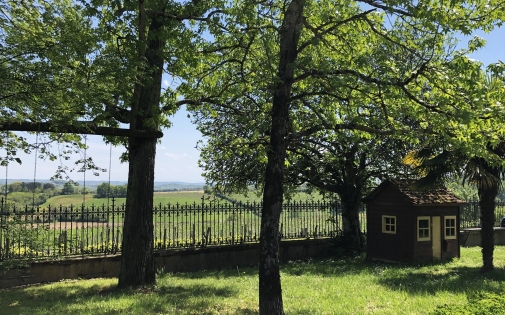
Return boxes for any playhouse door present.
[432,216,441,260]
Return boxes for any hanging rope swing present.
[31,131,39,210]
[3,131,8,212]
[82,135,88,209]
[107,141,113,210]
[82,135,87,206]
[106,141,116,254]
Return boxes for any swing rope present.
[107,142,112,210]
[32,132,39,210]
[3,132,8,211]
[82,135,87,205]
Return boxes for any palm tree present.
[406,145,504,272]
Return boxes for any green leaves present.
[182,0,505,198]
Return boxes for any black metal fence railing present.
[2,197,505,261]
[0,199,366,261]
[460,199,505,229]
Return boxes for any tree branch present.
[356,0,414,17]
[298,9,376,53]
[0,121,163,138]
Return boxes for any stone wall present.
[460,227,505,247]
[0,238,332,289]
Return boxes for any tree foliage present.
[61,181,76,195]
[183,0,505,313]
[2,0,505,312]
[404,70,505,272]
[0,0,219,287]
[95,182,127,198]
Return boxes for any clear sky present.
[3,26,504,183]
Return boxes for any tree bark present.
[118,16,164,288]
[118,137,157,287]
[340,194,364,251]
[339,150,365,250]
[478,165,499,273]
[259,1,304,314]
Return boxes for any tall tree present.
[257,1,304,312]
[407,146,505,272]
[0,0,219,287]
[183,1,505,313]
[405,71,505,272]
[291,132,415,250]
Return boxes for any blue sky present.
[3,27,504,183]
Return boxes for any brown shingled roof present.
[368,179,466,205]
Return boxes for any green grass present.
[224,191,325,203]
[2,247,505,314]
[33,191,324,209]
[40,191,209,208]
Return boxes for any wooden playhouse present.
[365,179,465,262]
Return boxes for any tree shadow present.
[167,266,258,280]
[280,255,371,277]
[376,266,505,295]
[280,255,505,297]
[0,280,252,315]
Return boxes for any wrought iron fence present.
[2,196,505,261]
[0,198,366,261]
[460,199,505,229]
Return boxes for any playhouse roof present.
[366,179,466,205]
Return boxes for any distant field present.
[28,191,331,209]
[224,191,328,203]
[40,191,210,208]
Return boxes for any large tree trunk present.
[118,16,164,288]
[118,138,157,287]
[259,1,304,314]
[340,195,364,251]
[478,166,499,273]
[338,150,365,251]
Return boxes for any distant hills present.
[0,179,205,191]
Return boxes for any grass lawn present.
[34,191,326,209]
[2,247,505,314]
[225,191,326,203]
[40,191,209,208]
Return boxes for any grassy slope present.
[40,191,209,208]
[2,247,505,314]
[225,191,325,203]
[39,191,324,208]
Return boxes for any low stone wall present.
[460,227,505,247]
[0,238,332,289]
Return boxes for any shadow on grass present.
[167,266,258,280]
[377,266,505,295]
[281,255,371,277]
[0,280,255,315]
[280,255,505,296]
[169,255,370,280]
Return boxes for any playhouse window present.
[417,216,430,241]
[445,216,457,239]
[382,215,396,234]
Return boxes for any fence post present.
[231,205,235,245]
[111,198,115,252]
[244,224,247,242]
